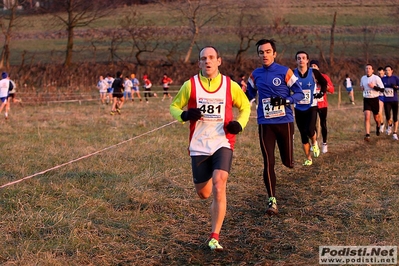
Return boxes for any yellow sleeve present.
[170,80,191,122]
[231,81,251,130]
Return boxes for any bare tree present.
[361,23,377,63]
[120,10,162,65]
[313,29,327,65]
[329,11,337,67]
[160,0,223,63]
[0,0,26,70]
[270,17,311,60]
[107,30,125,65]
[163,31,186,64]
[229,3,263,65]
[46,0,115,67]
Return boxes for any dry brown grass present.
[0,91,398,265]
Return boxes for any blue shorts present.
[107,88,113,93]
[346,87,353,92]
[0,97,7,103]
[124,91,132,99]
[132,87,139,92]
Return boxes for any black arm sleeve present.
[313,69,327,93]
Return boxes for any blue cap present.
[1,72,8,79]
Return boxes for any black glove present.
[313,92,324,99]
[226,121,242,134]
[181,108,202,121]
[373,86,384,92]
[270,96,286,106]
[391,84,398,90]
[180,108,202,121]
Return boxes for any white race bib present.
[363,90,372,98]
[298,89,311,104]
[198,97,225,122]
[384,88,394,97]
[262,98,286,119]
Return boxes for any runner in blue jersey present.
[294,51,327,166]
[247,39,304,216]
[381,65,399,140]
[377,67,386,133]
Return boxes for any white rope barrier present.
[0,120,178,189]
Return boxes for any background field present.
[1,89,398,265]
[9,0,398,64]
[1,0,399,264]
[2,0,399,89]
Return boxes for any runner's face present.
[311,64,319,70]
[198,47,221,79]
[257,43,276,67]
[385,67,393,77]
[296,53,308,68]
[365,65,373,76]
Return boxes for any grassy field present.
[4,0,399,64]
[0,89,398,265]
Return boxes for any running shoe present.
[364,134,370,142]
[116,108,121,115]
[376,125,380,136]
[110,111,115,115]
[393,133,398,140]
[303,159,313,166]
[312,143,320,157]
[322,143,328,153]
[266,197,278,216]
[208,238,223,251]
[386,125,392,135]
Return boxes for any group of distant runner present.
[97,72,173,115]
[359,64,399,141]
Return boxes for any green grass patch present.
[0,90,398,264]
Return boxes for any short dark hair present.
[377,67,384,71]
[199,46,220,59]
[295,51,309,60]
[116,71,122,77]
[385,65,393,70]
[255,39,277,53]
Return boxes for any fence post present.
[338,85,341,109]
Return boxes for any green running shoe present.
[208,238,223,251]
[266,197,278,215]
[312,143,320,157]
[303,159,313,166]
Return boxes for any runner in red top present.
[310,60,335,153]
[161,73,173,101]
